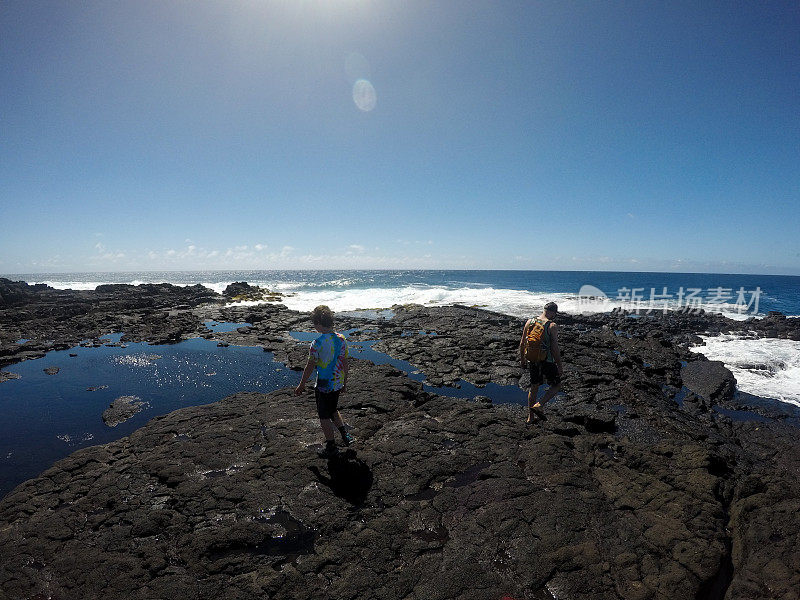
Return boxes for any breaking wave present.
[691,333,800,406]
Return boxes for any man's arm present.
[294,357,316,395]
[549,322,563,375]
[519,320,530,366]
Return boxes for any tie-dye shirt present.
[310,332,348,393]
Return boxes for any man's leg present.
[527,384,540,423]
[536,383,561,407]
[532,364,562,413]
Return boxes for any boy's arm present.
[294,357,316,395]
[341,354,349,393]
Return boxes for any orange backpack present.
[525,318,549,362]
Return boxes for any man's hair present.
[544,302,558,314]
[311,305,335,328]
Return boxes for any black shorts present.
[315,388,341,420]
[530,361,561,387]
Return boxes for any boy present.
[294,305,354,457]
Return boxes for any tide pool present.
[0,331,297,499]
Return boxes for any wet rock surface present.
[0,371,21,382]
[0,282,799,598]
[1,357,799,599]
[0,278,222,369]
[102,396,149,427]
[681,360,736,404]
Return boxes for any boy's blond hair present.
[311,305,334,328]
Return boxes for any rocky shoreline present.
[1,278,799,599]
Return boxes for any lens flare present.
[352,79,377,112]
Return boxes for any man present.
[519,301,563,423]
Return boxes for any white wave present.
[23,277,790,322]
[229,286,577,318]
[199,281,236,295]
[691,334,800,406]
[227,284,778,321]
[573,285,764,321]
[30,280,105,291]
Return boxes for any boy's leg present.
[316,389,337,442]
[331,410,355,445]
[319,418,336,442]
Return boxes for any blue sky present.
[1,1,798,275]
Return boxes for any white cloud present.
[89,241,126,265]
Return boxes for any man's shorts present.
[530,361,561,387]
[315,388,341,420]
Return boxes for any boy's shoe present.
[317,441,338,458]
[341,431,355,447]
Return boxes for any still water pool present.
[0,327,297,498]
[1,324,531,499]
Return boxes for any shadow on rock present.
[309,449,373,506]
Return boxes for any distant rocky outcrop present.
[0,278,52,307]
[222,282,283,303]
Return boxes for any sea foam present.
[691,333,800,406]
[228,284,770,322]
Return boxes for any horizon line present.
[2,267,799,278]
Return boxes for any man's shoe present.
[341,431,355,447]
